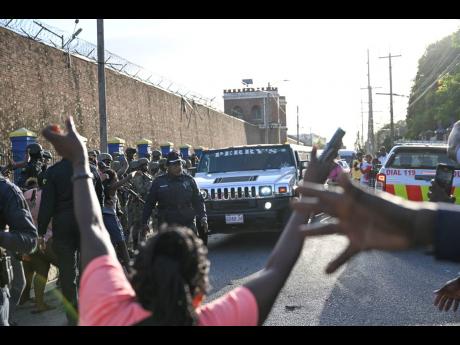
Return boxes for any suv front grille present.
[208,186,258,200]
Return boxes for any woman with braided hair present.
[42,117,333,326]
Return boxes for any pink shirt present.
[327,164,343,183]
[23,188,53,242]
[79,255,258,326]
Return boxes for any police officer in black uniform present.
[141,150,209,245]
[37,157,103,325]
[17,143,44,189]
[0,175,38,326]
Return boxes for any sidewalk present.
[13,265,67,326]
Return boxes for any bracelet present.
[71,172,94,183]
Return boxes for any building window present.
[231,106,244,119]
[251,105,262,121]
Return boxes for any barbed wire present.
[0,19,222,111]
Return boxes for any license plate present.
[225,214,244,224]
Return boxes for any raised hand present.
[434,277,460,312]
[428,179,456,204]
[302,146,336,184]
[293,174,414,273]
[41,116,87,167]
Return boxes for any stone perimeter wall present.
[0,27,262,152]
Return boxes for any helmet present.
[126,147,137,155]
[98,153,113,162]
[42,150,52,160]
[129,160,139,170]
[137,157,149,167]
[151,150,162,159]
[159,158,167,169]
[111,160,121,171]
[27,143,43,157]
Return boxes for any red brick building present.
[223,85,287,144]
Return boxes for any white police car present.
[375,142,460,204]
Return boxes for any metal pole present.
[389,54,394,147]
[367,49,374,154]
[297,105,299,145]
[379,53,401,148]
[264,95,268,144]
[277,96,281,144]
[97,19,108,153]
[360,98,364,148]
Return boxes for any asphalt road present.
[14,220,460,326]
[206,228,460,326]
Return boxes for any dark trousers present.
[52,239,79,326]
[7,252,25,323]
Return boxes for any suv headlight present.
[259,186,272,196]
[200,189,208,199]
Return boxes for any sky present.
[37,19,460,149]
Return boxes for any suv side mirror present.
[300,161,308,169]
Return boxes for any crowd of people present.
[1,117,460,326]
[326,146,388,188]
[0,132,202,326]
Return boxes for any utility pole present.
[366,49,375,154]
[360,98,364,148]
[378,52,402,148]
[296,105,299,145]
[263,96,268,144]
[97,19,108,153]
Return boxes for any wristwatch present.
[71,172,94,183]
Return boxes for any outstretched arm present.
[291,173,441,274]
[42,118,116,271]
[243,146,334,325]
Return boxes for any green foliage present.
[407,29,460,139]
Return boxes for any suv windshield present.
[386,147,460,170]
[197,146,295,173]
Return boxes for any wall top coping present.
[108,137,126,144]
[9,128,37,138]
[137,138,153,145]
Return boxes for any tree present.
[407,29,460,139]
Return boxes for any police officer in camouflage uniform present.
[148,150,162,176]
[127,158,153,250]
[141,150,208,245]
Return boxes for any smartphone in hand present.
[435,163,455,195]
[318,128,346,164]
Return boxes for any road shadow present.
[318,250,460,325]
[206,232,280,294]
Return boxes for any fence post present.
[160,142,174,156]
[108,137,125,155]
[9,128,37,184]
[137,138,152,158]
[179,144,191,159]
